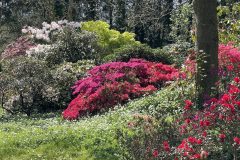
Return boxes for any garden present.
[0,1,239,160]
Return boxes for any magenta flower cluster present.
[63,59,180,120]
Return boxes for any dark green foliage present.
[45,28,100,67]
[170,2,193,44]
[51,60,95,108]
[162,42,194,67]
[0,57,95,115]
[102,44,174,65]
[1,57,54,116]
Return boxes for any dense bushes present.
[0,57,53,116]
[118,44,240,160]
[184,44,240,80]
[51,60,95,107]
[218,2,240,46]
[1,36,36,59]
[102,44,174,65]
[44,29,99,66]
[0,57,95,115]
[123,78,240,159]
[63,59,180,120]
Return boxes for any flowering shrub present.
[218,44,240,76]
[1,36,36,59]
[172,79,240,159]
[1,57,54,116]
[44,29,99,66]
[184,44,240,78]
[22,20,81,42]
[63,59,180,120]
[123,77,240,159]
[26,44,52,59]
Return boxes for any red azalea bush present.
[174,79,240,159]
[142,78,240,159]
[184,44,240,77]
[63,59,180,120]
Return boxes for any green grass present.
[0,81,194,160]
[0,110,131,160]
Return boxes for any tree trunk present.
[193,0,219,108]
[109,1,113,29]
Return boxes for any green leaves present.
[81,21,139,56]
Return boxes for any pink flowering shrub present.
[63,59,180,120]
[1,36,36,59]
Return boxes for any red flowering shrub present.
[163,78,240,159]
[126,77,239,159]
[63,59,180,120]
[184,44,240,76]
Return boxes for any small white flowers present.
[26,44,52,58]
[21,28,28,34]
[22,20,82,42]
[51,21,60,30]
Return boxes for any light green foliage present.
[218,2,240,46]
[170,3,193,43]
[81,21,140,55]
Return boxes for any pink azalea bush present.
[63,59,180,120]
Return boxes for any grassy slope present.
[0,81,194,160]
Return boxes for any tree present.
[193,0,219,108]
[115,0,127,32]
[86,0,98,20]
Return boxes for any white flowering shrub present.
[44,28,99,66]
[22,20,81,42]
[26,44,52,59]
